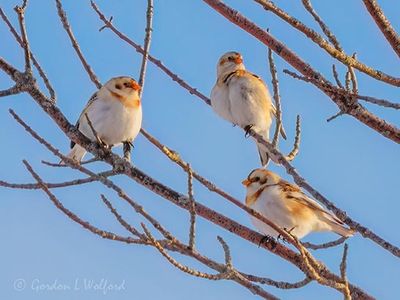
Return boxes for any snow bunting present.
[242,169,354,239]
[66,76,142,163]
[211,51,284,166]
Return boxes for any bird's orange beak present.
[241,179,251,186]
[130,80,141,91]
[234,56,243,64]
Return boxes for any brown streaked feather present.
[278,180,302,193]
[280,184,345,226]
[294,196,345,225]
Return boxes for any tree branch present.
[362,0,400,58]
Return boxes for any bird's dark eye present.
[253,176,260,182]
[228,56,233,61]
[123,82,129,88]
[115,84,122,90]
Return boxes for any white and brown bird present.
[211,51,285,166]
[242,169,354,239]
[66,76,142,163]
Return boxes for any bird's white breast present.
[80,97,142,146]
[248,187,294,238]
[228,75,273,132]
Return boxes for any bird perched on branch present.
[66,76,142,163]
[211,51,285,166]
[242,168,354,239]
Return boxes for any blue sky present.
[1,0,399,299]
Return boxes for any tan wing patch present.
[284,191,344,225]
[279,180,301,193]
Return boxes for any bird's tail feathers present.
[257,142,279,167]
[326,219,355,238]
[257,143,270,166]
[60,145,87,165]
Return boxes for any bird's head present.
[217,51,245,77]
[242,168,280,194]
[104,76,141,99]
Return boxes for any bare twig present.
[0,8,56,100]
[217,236,233,269]
[23,160,143,245]
[349,53,358,95]
[327,111,345,123]
[100,194,142,238]
[138,0,153,93]
[345,69,351,91]
[0,169,116,190]
[340,244,351,300]
[90,1,211,105]
[358,95,400,110]
[303,237,348,250]
[362,0,400,58]
[285,115,301,161]
[244,275,312,289]
[252,0,400,86]
[55,0,102,89]
[0,84,22,97]
[284,68,400,110]
[301,0,343,51]
[84,112,103,146]
[268,47,283,147]
[42,157,100,167]
[187,164,196,250]
[332,65,343,88]
[14,0,32,74]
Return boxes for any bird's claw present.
[244,125,254,138]
[278,227,296,243]
[258,235,277,249]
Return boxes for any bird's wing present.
[70,92,98,149]
[279,180,344,225]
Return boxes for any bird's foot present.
[244,125,254,138]
[123,141,134,162]
[258,235,277,249]
[95,135,108,149]
[278,227,297,243]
